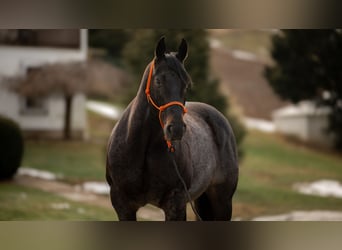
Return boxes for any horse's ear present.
[176,38,188,62]
[155,36,166,60]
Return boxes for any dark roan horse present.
[106,37,239,221]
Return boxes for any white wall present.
[18,93,64,131]
[0,91,87,133]
[0,29,88,139]
[273,101,335,147]
[274,115,309,140]
[71,93,87,131]
[307,115,334,147]
[0,86,20,120]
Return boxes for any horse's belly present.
[183,117,219,199]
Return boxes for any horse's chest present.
[142,151,191,203]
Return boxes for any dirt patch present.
[14,175,112,209]
[210,47,288,120]
[13,174,197,221]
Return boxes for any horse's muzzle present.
[164,122,186,141]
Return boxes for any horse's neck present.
[125,71,163,145]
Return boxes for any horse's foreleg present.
[109,187,138,221]
[161,189,187,221]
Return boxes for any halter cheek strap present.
[145,59,187,152]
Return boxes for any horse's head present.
[146,37,192,143]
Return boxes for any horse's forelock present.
[162,54,192,88]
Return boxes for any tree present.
[122,29,246,156]
[88,29,131,63]
[10,60,126,140]
[264,30,342,149]
[15,63,88,140]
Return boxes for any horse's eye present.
[155,78,161,86]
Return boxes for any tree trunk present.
[64,95,73,140]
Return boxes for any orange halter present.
[145,59,187,152]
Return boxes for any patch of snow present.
[50,203,70,210]
[252,210,342,221]
[294,179,342,198]
[18,167,58,180]
[82,182,110,195]
[231,50,258,62]
[209,38,222,49]
[86,100,122,120]
[243,117,275,133]
[209,38,259,62]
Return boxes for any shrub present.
[0,115,24,180]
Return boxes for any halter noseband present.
[145,59,187,152]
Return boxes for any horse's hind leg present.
[195,182,236,221]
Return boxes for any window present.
[20,96,48,116]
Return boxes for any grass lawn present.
[0,182,116,220]
[233,130,342,219]
[22,140,107,183]
[22,110,115,183]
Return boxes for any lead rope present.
[146,59,202,221]
[169,150,203,221]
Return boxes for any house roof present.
[8,59,129,98]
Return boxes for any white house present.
[272,100,335,148]
[0,29,88,139]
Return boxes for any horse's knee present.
[109,188,138,221]
[161,189,187,221]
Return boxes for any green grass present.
[21,110,115,183]
[0,182,116,220]
[87,109,116,142]
[22,140,107,183]
[234,130,342,219]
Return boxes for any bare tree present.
[15,62,88,139]
[8,60,128,140]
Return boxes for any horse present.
[106,37,239,221]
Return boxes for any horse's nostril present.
[183,124,187,130]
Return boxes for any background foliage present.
[0,115,24,179]
[264,29,342,149]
